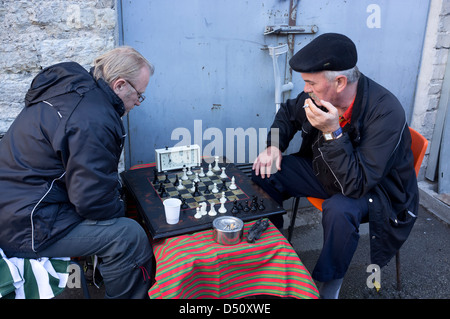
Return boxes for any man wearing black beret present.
[252,33,418,298]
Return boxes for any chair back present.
[408,127,428,177]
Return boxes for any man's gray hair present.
[93,46,154,85]
[324,66,360,83]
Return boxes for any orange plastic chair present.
[287,127,428,290]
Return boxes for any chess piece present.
[163,172,170,183]
[199,167,205,177]
[159,185,168,197]
[251,195,258,211]
[181,166,188,180]
[206,163,214,176]
[258,199,265,211]
[211,182,219,193]
[176,180,185,190]
[220,167,227,179]
[181,197,189,209]
[193,182,201,197]
[173,174,180,186]
[243,200,250,212]
[200,202,207,215]
[193,172,200,183]
[186,166,193,175]
[219,194,227,214]
[203,184,211,194]
[229,176,237,190]
[213,156,221,171]
[152,168,159,184]
[219,201,227,214]
[208,203,217,216]
[194,207,202,219]
[219,180,227,191]
[231,200,239,214]
[190,181,196,192]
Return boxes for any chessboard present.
[149,165,250,211]
[120,158,286,239]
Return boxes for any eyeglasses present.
[127,80,146,103]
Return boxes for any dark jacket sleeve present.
[64,113,125,220]
[319,94,407,199]
[267,93,307,152]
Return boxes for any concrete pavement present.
[57,188,450,299]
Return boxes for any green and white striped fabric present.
[0,248,69,299]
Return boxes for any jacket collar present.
[90,68,126,117]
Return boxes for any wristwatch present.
[323,127,343,141]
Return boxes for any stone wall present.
[0,0,117,136]
[411,0,450,179]
[1,0,449,179]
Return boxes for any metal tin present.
[212,216,244,245]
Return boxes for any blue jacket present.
[0,62,126,256]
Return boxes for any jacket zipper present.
[318,120,407,197]
[30,171,66,252]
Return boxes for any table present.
[121,160,285,239]
[148,219,319,299]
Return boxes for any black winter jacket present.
[0,62,127,256]
[267,73,418,267]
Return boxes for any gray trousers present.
[38,217,153,299]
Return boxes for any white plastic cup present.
[163,198,182,224]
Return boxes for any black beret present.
[289,33,357,72]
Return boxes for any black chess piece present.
[163,172,170,183]
[251,195,258,211]
[243,200,250,212]
[152,168,159,184]
[159,184,168,197]
[204,184,211,194]
[231,200,239,214]
[219,180,227,191]
[181,197,189,209]
[258,199,265,211]
[173,174,180,186]
[193,182,201,197]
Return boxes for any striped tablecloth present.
[148,220,319,299]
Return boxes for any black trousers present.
[252,155,368,282]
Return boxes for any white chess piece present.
[219,192,227,213]
[220,167,227,179]
[194,207,202,219]
[206,163,214,176]
[199,167,205,177]
[181,167,188,180]
[176,176,185,190]
[200,202,207,215]
[186,166,193,175]
[213,156,220,171]
[212,182,219,193]
[193,172,200,183]
[229,176,237,190]
[208,203,217,216]
[190,182,196,192]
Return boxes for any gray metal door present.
[119,0,430,168]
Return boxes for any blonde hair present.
[93,46,154,84]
